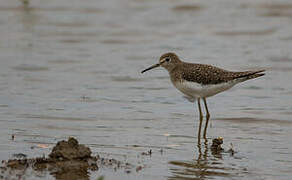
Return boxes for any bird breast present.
[173,80,237,98]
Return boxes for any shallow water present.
[0,0,292,179]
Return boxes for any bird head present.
[141,52,181,73]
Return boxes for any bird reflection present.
[168,137,229,180]
[197,112,211,145]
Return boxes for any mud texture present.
[0,137,137,180]
[49,137,91,160]
[211,137,224,153]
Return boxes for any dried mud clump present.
[1,137,140,179]
[211,137,224,152]
[49,137,91,160]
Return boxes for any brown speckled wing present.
[179,63,265,85]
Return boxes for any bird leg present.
[203,98,210,138]
[197,98,203,118]
[197,98,203,142]
[203,98,210,119]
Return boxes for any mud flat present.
[0,137,138,180]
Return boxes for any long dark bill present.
[141,63,160,73]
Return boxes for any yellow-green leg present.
[203,98,210,138]
[203,98,210,119]
[198,98,203,118]
[197,98,203,143]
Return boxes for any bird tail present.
[234,70,265,82]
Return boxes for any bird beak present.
[141,63,160,73]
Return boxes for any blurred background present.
[0,0,292,179]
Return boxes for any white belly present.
[173,80,238,98]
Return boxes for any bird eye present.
[165,58,170,62]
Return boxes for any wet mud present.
[211,137,224,153]
[0,138,138,180]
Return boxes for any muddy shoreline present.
[0,137,140,180]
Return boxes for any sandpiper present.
[141,52,265,138]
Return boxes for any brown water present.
[0,0,292,179]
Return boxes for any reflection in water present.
[19,2,37,35]
[168,138,231,180]
[197,114,210,144]
[51,166,90,180]
[17,1,37,65]
[0,166,90,180]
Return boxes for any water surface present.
[0,0,292,179]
